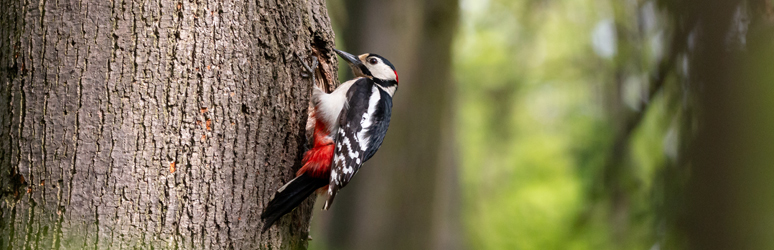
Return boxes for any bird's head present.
[334,49,398,84]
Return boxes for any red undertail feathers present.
[296,112,334,179]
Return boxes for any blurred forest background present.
[311,0,774,249]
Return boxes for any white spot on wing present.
[342,136,359,159]
[330,168,341,185]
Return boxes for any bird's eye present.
[369,58,378,65]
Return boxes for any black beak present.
[334,49,363,67]
[334,49,371,77]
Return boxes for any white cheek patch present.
[366,59,397,81]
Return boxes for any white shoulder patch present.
[357,85,381,150]
[315,78,362,133]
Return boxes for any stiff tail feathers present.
[260,174,328,233]
[261,101,334,232]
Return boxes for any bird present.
[260,49,399,232]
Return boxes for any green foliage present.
[455,0,678,249]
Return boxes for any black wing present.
[323,78,393,209]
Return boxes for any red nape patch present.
[394,70,399,83]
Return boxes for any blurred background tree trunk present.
[680,0,774,249]
[313,0,461,249]
[0,0,338,249]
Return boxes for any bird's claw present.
[296,52,318,82]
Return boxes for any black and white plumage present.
[322,50,399,210]
[260,49,399,232]
[324,77,394,208]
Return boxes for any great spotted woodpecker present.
[260,49,398,232]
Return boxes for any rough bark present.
[315,0,460,249]
[0,0,338,249]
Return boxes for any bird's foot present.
[296,52,318,83]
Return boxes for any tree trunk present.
[0,0,338,249]
[683,1,774,249]
[315,0,460,249]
